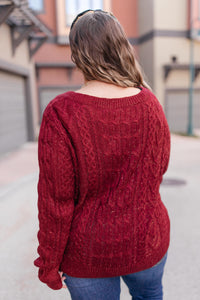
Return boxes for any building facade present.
[137,0,200,134]
[0,0,51,155]
[1,0,199,156]
[33,0,200,135]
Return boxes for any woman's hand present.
[59,271,67,289]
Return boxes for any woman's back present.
[37,84,170,278]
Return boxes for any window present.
[28,0,43,12]
[56,0,110,44]
[65,0,103,26]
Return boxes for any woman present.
[34,9,171,300]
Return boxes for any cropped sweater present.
[34,87,171,290]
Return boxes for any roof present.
[0,0,52,56]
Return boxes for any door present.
[165,89,200,133]
[0,71,27,155]
[39,86,80,122]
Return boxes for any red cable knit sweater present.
[34,87,171,290]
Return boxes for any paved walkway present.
[0,143,38,198]
[0,134,200,299]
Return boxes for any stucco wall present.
[0,23,30,66]
[112,0,138,37]
[154,0,188,30]
[138,0,200,106]
[154,37,200,105]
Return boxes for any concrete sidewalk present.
[0,143,38,198]
[160,134,200,300]
[0,134,200,299]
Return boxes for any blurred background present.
[0,0,200,299]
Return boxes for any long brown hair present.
[69,10,151,89]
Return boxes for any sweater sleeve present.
[34,106,75,290]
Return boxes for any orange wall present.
[37,0,57,34]
[34,0,139,88]
[188,0,200,29]
[34,0,75,86]
[192,0,200,29]
[112,0,138,37]
[35,43,71,63]
[38,68,84,86]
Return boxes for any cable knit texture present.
[34,87,171,290]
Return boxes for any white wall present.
[154,0,188,30]
[154,37,200,105]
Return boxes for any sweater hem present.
[60,247,169,278]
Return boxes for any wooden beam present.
[163,64,200,80]
[0,4,15,25]
[29,36,47,58]
[11,25,34,55]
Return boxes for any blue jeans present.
[63,253,167,300]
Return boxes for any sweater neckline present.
[69,86,147,108]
